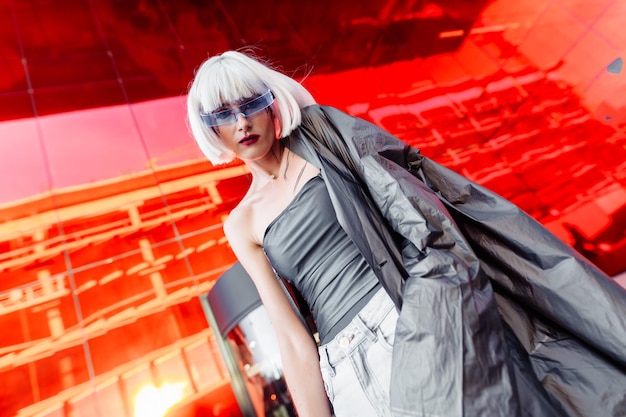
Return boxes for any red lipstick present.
[239,135,259,146]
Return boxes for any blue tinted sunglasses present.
[200,89,274,127]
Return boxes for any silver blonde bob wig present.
[187,50,316,165]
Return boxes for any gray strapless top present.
[263,174,380,344]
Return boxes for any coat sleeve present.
[361,148,528,417]
[412,153,626,364]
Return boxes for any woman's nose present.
[235,112,251,129]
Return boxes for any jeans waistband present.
[319,287,395,368]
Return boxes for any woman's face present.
[213,95,278,163]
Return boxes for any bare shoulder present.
[223,199,254,246]
[222,198,281,298]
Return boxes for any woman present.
[187,51,626,417]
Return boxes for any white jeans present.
[318,288,399,417]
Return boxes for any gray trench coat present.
[285,105,626,417]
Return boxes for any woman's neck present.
[248,140,287,181]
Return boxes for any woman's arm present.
[224,214,332,417]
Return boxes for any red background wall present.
[0,1,625,416]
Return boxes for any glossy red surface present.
[1,0,625,416]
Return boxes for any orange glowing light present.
[133,381,188,417]
[438,30,465,39]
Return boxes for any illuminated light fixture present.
[153,254,174,266]
[133,381,188,417]
[470,23,519,34]
[196,240,216,252]
[439,30,465,38]
[138,264,166,276]
[126,262,149,275]
[175,247,195,260]
[99,270,123,285]
[76,280,97,294]
[439,23,521,38]
[8,288,23,302]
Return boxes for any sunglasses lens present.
[213,109,237,125]
[201,90,274,127]
[241,91,273,115]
